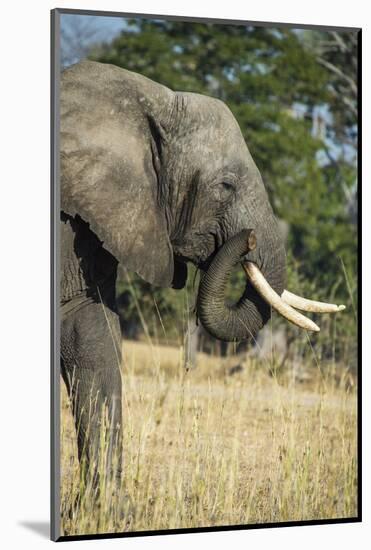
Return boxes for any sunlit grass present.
[60,339,357,536]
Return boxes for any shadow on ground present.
[19,521,49,539]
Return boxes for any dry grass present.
[60,339,357,536]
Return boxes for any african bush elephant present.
[60,60,344,488]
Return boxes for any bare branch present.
[341,95,358,117]
[330,31,348,53]
[317,56,357,96]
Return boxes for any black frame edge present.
[356,28,362,523]
[54,7,361,32]
[51,7,61,543]
[56,517,361,542]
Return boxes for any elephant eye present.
[213,180,236,202]
[221,181,235,192]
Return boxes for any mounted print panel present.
[51,8,360,541]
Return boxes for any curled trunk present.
[196,229,284,342]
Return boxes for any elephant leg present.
[61,300,123,494]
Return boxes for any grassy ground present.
[60,339,357,536]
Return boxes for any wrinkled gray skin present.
[60,61,286,487]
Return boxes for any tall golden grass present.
[60,339,357,536]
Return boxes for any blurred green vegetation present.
[90,20,358,364]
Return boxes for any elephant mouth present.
[171,256,188,289]
[196,229,345,342]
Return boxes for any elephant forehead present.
[175,106,247,159]
[179,91,237,123]
[174,126,250,171]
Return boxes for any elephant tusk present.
[281,290,346,313]
[242,262,320,332]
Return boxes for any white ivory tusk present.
[281,290,346,313]
[243,262,320,332]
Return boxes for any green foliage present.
[91,20,357,356]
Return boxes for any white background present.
[1,0,368,548]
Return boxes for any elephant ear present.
[61,132,176,286]
[61,149,173,287]
[60,61,174,288]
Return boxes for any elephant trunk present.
[196,229,285,342]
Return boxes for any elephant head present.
[61,61,344,342]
